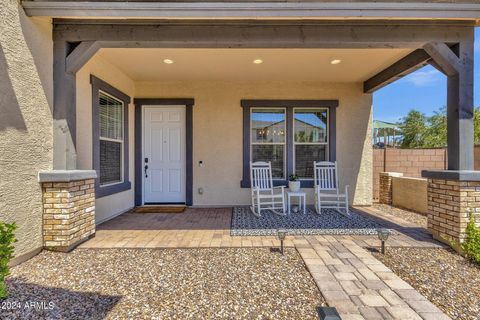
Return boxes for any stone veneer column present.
[38,170,97,252]
[379,172,403,205]
[426,178,480,248]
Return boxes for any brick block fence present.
[379,172,403,205]
[373,148,447,200]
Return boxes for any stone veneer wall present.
[427,178,480,247]
[379,172,403,205]
[41,179,96,251]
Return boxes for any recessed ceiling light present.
[253,59,263,64]
[163,59,174,64]
[330,59,342,65]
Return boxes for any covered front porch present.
[36,18,476,254]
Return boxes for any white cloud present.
[403,69,441,87]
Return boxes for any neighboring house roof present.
[252,118,325,130]
[373,120,399,130]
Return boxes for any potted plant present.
[288,174,301,192]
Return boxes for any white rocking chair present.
[250,161,286,217]
[314,161,350,216]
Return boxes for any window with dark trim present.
[91,75,131,198]
[241,100,338,188]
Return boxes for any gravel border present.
[4,248,325,319]
[373,247,480,320]
[372,203,427,228]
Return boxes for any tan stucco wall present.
[392,176,428,214]
[0,2,53,259]
[136,80,372,206]
[76,54,136,223]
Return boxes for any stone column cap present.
[380,172,404,177]
[422,170,480,181]
[38,170,97,182]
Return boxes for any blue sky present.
[373,28,480,123]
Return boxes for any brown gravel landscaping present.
[3,248,325,319]
[373,247,480,320]
[372,203,427,228]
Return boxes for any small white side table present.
[285,190,307,215]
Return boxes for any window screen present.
[99,91,124,185]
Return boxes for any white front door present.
[143,106,186,203]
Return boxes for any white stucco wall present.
[0,2,53,260]
[135,80,372,206]
[76,55,136,223]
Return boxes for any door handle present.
[144,164,148,178]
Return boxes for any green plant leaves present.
[461,216,480,265]
[0,222,17,299]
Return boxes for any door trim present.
[134,98,194,206]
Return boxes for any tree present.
[398,107,480,148]
[474,108,480,143]
[423,107,447,148]
[400,110,427,148]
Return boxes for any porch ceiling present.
[97,48,414,82]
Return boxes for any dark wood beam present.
[363,49,431,93]
[428,59,446,75]
[53,21,473,49]
[423,42,460,76]
[66,41,100,74]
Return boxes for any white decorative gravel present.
[3,248,325,319]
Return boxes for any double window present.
[243,100,337,187]
[91,75,131,198]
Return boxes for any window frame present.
[250,107,287,179]
[293,107,330,180]
[240,99,338,188]
[91,75,131,198]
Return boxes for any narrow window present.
[98,91,124,185]
[250,108,286,178]
[293,108,329,178]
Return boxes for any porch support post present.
[424,39,474,170]
[42,40,98,252]
[448,40,474,171]
[53,39,77,170]
[421,30,476,252]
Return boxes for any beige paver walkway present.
[80,206,449,319]
[297,236,448,320]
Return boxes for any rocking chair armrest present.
[272,186,285,192]
[252,186,261,195]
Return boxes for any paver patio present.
[79,206,448,319]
